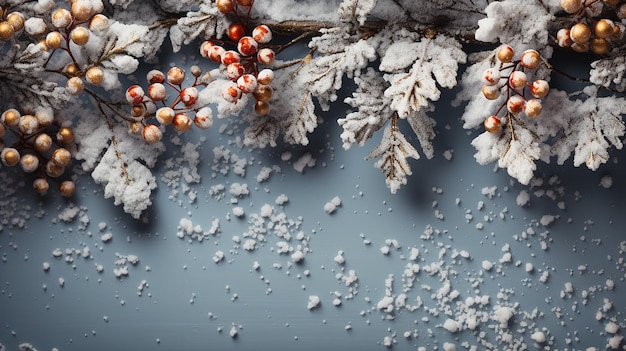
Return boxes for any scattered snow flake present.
[307,295,321,310]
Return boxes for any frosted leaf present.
[383,35,466,117]
[243,114,281,148]
[340,68,391,149]
[172,3,229,52]
[379,41,423,72]
[108,0,134,8]
[475,0,552,55]
[338,0,378,25]
[551,95,626,170]
[366,116,420,193]
[406,105,436,159]
[305,27,377,110]
[471,116,542,185]
[12,43,49,73]
[91,145,159,219]
[274,68,318,146]
[590,56,626,92]
[1,44,70,109]
[74,109,165,219]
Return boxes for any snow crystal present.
[293,153,316,173]
[324,196,342,214]
[492,306,514,327]
[531,330,546,343]
[599,175,613,189]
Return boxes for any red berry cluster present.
[558,0,626,54]
[125,66,214,144]
[0,108,76,196]
[200,0,275,115]
[481,46,550,133]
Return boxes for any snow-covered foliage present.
[1,0,626,218]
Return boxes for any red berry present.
[147,83,167,101]
[126,85,145,105]
[252,24,272,44]
[167,67,185,85]
[180,87,199,106]
[142,124,162,143]
[200,40,214,58]
[257,69,274,85]
[508,71,527,90]
[524,99,542,118]
[520,49,541,69]
[226,63,245,81]
[256,48,275,65]
[221,50,241,65]
[484,115,502,133]
[173,113,192,132]
[530,80,549,98]
[237,36,258,56]
[209,45,225,63]
[237,0,254,6]
[228,24,245,41]
[147,69,165,84]
[507,95,525,115]
[194,107,213,129]
[237,74,258,94]
[483,68,500,86]
[222,83,242,103]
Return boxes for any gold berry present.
[594,19,614,39]
[20,154,40,173]
[88,14,109,32]
[481,84,501,100]
[590,38,610,55]
[33,178,50,194]
[70,27,90,46]
[570,23,591,44]
[85,66,104,85]
[0,21,15,41]
[18,114,39,135]
[34,133,53,153]
[64,63,81,77]
[1,108,21,127]
[51,8,72,28]
[6,12,25,32]
[561,0,583,14]
[253,85,273,102]
[45,160,65,178]
[496,45,514,63]
[57,127,75,144]
[1,147,20,166]
[71,0,93,21]
[46,31,64,50]
[254,100,270,115]
[52,147,72,167]
[66,76,85,95]
[59,180,76,197]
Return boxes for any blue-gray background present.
[0,43,624,351]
